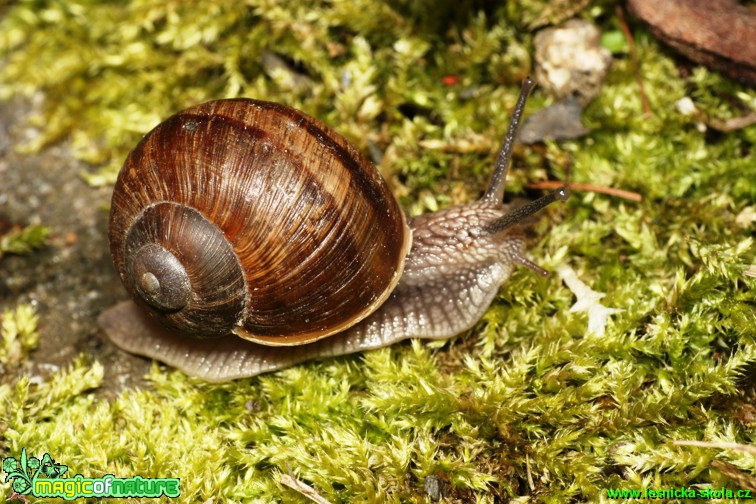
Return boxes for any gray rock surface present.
[0,98,151,391]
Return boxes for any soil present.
[0,97,152,394]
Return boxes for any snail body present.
[99,78,568,382]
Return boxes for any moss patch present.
[1,0,755,502]
[0,225,48,259]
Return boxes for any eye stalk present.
[483,75,538,204]
[481,186,570,235]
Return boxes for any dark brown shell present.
[109,99,411,346]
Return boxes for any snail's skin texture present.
[99,77,569,382]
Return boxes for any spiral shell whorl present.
[130,243,190,312]
[121,202,247,338]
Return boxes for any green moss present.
[1,0,755,502]
[0,305,40,371]
[0,225,48,258]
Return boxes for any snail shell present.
[108,99,410,345]
[99,77,569,381]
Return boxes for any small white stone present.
[675,97,697,116]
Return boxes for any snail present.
[98,77,569,382]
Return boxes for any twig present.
[280,473,333,504]
[707,111,756,132]
[616,5,651,117]
[526,453,535,491]
[526,180,643,202]
[712,461,756,492]
[673,440,756,455]
[7,492,30,504]
[744,264,756,279]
